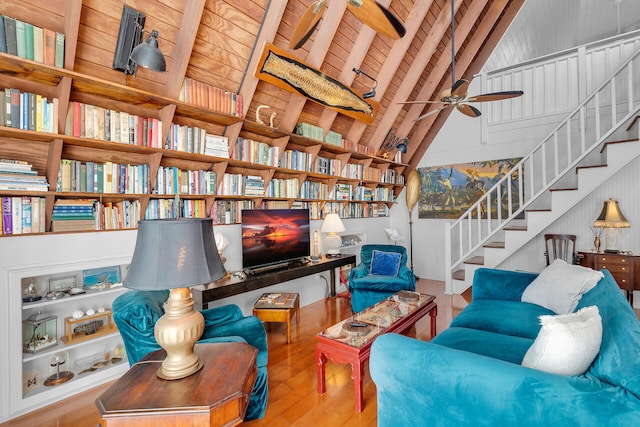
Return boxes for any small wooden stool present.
[253,293,300,344]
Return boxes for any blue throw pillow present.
[370,250,402,276]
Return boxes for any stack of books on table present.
[51,199,96,232]
[0,159,49,191]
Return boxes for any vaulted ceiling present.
[73,0,527,173]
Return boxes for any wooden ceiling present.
[71,0,525,172]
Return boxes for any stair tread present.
[625,115,640,132]
[464,256,484,265]
[483,241,505,248]
[576,164,606,172]
[452,269,465,281]
[504,225,527,231]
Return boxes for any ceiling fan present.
[290,0,406,50]
[399,0,523,122]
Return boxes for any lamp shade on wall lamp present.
[321,213,346,256]
[593,198,630,253]
[124,218,227,379]
[130,30,166,72]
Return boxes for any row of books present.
[333,184,353,200]
[0,159,49,192]
[342,139,377,157]
[339,162,362,180]
[279,149,313,172]
[64,101,163,148]
[324,201,390,218]
[153,166,217,196]
[374,187,395,202]
[299,181,331,200]
[266,178,300,198]
[98,200,140,230]
[316,156,343,176]
[295,122,324,142]
[233,137,280,167]
[145,199,209,220]
[219,174,264,197]
[57,159,150,195]
[325,130,343,146]
[165,123,229,157]
[0,88,59,132]
[1,196,45,235]
[210,200,254,224]
[0,15,64,68]
[179,77,244,118]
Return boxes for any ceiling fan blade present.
[449,79,470,99]
[397,100,446,105]
[347,0,406,39]
[457,104,482,118]
[414,105,449,122]
[290,1,326,50]
[466,91,524,102]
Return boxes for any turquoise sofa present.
[112,290,268,420]
[370,268,640,426]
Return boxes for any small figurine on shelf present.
[44,351,74,386]
[22,282,41,303]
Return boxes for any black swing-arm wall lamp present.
[352,68,378,99]
[113,5,166,76]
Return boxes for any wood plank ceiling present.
[74,0,525,173]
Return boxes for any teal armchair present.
[348,244,416,313]
[112,290,268,420]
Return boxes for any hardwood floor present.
[1,279,468,427]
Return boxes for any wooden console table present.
[96,343,257,427]
[579,251,640,305]
[191,254,356,310]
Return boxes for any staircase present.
[444,44,640,294]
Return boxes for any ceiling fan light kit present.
[399,0,523,122]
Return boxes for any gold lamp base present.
[154,287,204,380]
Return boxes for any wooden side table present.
[579,251,640,305]
[96,342,257,427]
[253,292,300,344]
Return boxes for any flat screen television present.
[241,208,311,270]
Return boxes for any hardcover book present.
[4,16,17,55]
[0,16,6,53]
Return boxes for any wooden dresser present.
[579,251,640,305]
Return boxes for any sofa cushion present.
[370,250,401,276]
[450,299,555,339]
[521,259,603,314]
[522,306,602,376]
[432,326,534,364]
[577,270,640,398]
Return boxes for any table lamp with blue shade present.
[124,218,227,380]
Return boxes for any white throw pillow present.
[521,259,603,314]
[521,305,602,376]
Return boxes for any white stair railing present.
[445,43,640,292]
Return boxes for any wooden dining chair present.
[544,234,580,265]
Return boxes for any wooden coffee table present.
[315,292,437,412]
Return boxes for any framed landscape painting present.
[417,158,522,219]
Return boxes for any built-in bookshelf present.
[0,6,407,238]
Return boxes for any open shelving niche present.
[9,256,131,416]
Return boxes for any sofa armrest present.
[348,264,370,281]
[370,333,636,427]
[471,268,538,301]
[200,315,268,368]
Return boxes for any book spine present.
[24,22,33,60]
[1,196,12,235]
[0,16,6,53]
[11,196,22,234]
[15,19,25,58]
[4,17,17,55]
[21,196,31,233]
[32,25,43,63]
[43,28,55,66]
[54,32,64,68]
